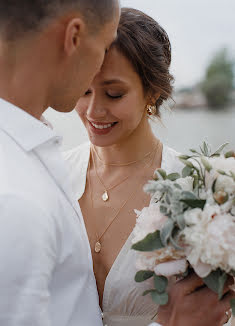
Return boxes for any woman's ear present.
[64,18,85,56]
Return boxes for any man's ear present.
[64,18,85,56]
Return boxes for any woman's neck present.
[93,119,159,167]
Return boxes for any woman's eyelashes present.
[84,89,124,99]
[106,92,123,99]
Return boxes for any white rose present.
[132,204,167,244]
[154,259,188,277]
[182,205,235,277]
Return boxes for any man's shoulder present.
[0,193,58,243]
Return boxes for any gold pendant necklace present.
[95,241,102,253]
[88,142,161,254]
[92,149,130,202]
[102,191,109,202]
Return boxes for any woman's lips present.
[88,120,118,135]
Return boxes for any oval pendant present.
[95,241,102,253]
[102,191,109,202]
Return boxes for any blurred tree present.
[201,48,234,108]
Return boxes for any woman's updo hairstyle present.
[113,8,174,116]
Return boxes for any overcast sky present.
[121,0,235,88]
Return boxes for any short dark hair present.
[0,0,117,41]
[113,8,174,115]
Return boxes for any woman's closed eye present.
[106,92,124,99]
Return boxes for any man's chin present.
[50,103,75,113]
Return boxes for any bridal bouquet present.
[132,142,235,315]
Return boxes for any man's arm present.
[0,194,57,326]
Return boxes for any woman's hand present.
[156,272,235,326]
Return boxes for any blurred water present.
[44,107,235,154]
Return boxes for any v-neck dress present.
[63,143,185,326]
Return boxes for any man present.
[0,1,120,325]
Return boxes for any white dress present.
[64,142,232,326]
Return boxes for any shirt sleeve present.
[0,194,58,326]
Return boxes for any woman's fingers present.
[176,272,204,296]
[220,290,235,314]
[220,310,232,325]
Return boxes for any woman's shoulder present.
[63,142,90,167]
[63,142,90,200]
[161,145,183,174]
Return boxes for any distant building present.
[174,87,207,109]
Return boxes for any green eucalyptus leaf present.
[193,174,199,189]
[151,291,169,305]
[203,269,221,294]
[143,289,156,296]
[217,169,226,175]
[181,191,197,200]
[176,214,186,230]
[167,173,181,181]
[179,158,194,168]
[203,141,210,157]
[135,270,154,283]
[157,169,167,180]
[132,230,164,252]
[174,183,182,189]
[154,274,168,293]
[182,166,193,177]
[190,149,200,155]
[212,143,229,156]
[218,272,227,300]
[179,155,191,160]
[160,219,174,246]
[231,298,235,316]
[181,199,206,209]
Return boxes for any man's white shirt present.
[0,99,102,326]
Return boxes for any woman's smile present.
[88,119,118,135]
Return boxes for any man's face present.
[51,3,120,113]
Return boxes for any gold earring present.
[146,104,157,116]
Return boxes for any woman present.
[64,8,233,326]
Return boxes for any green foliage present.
[203,269,227,299]
[131,230,164,252]
[135,270,154,283]
[231,298,235,316]
[201,48,234,108]
[142,274,169,306]
[154,274,168,293]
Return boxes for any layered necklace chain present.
[92,145,156,202]
[89,141,161,254]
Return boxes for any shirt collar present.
[0,98,62,151]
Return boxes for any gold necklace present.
[88,142,160,253]
[92,149,130,202]
[92,145,157,202]
[92,144,155,167]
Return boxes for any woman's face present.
[75,47,149,147]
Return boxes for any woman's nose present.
[86,96,107,120]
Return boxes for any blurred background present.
[44,0,235,153]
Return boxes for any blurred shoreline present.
[44,106,235,153]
